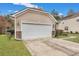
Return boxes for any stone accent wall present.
[16,31,21,39]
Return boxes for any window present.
[76,19,79,22]
[65,26,68,30]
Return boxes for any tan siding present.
[16,12,53,31]
[58,16,79,33]
[17,12,52,24]
[14,8,56,39]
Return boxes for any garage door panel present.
[21,24,52,40]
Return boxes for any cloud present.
[13,3,38,8]
[8,9,19,13]
[14,10,18,13]
[8,10,13,12]
[59,13,63,15]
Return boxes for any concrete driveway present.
[23,39,68,56]
[23,38,79,56]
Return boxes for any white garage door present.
[21,23,52,40]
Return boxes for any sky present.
[0,3,79,16]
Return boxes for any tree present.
[5,15,14,27]
[67,9,75,16]
[51,9,58,16]
[51,9,63,21]
[4,15,14,31]
[5,15,11,21]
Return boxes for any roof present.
[11,8,57,23]
[63,13,79,20]
[11,8,44,17]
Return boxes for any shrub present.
[75,32,79,34]
[70,31,73,34]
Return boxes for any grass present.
[55,33,78,38]
[56,35,69,38]
[0,35,31,56]
[62,34,79,43]
[55,34,69,38]
[55,33,79,43]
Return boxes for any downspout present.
[14,16,16,39]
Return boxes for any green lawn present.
[56,35,69,38]
[55,33,79,43]
[55,34,69,38]
[0,35,31,56]
[63,34,79,43]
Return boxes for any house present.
[57,13,79,33]
[11,8,57,40]
[0,16,12,34]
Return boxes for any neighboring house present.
[57,13,79,33]
[0,16,12,34]
[11,8,57,40]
